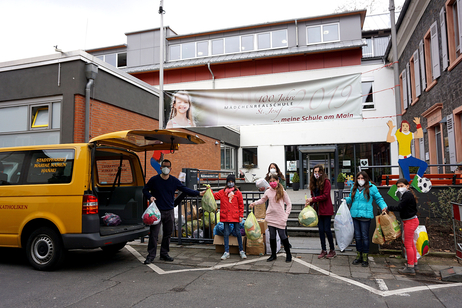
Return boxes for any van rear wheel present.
[26,227,64,271]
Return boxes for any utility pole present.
[158,0,165,129]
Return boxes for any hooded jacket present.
[345,182,387,219]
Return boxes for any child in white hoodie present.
[250,174,292,262]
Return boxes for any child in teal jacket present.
[345,171,387,267]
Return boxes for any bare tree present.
[335,0,403,15]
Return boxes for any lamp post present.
[158,0,165,129]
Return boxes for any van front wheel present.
[26,227,64,271]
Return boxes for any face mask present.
[397,187,407,195]
[161,167,170,175]
[270,168,277,174]
[358,179,365,186]
[227,182,235,188]
[314,173,320,179]
[269,182,278,189]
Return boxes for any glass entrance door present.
[306,153,334,188]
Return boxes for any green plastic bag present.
[244,211,261,240]
[201,184,217,212]
[298,205,318,227]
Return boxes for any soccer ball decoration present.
[417,177,432,193]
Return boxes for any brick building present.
[387,0,462,173]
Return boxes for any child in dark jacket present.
[384,178,419,275]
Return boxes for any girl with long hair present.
[384,178,419,275]
[305,164,335,259]
[345,171,387,267]
[166,90,196,128]
[250,174,292,262]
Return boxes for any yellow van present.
[0,130,204,270]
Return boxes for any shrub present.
[429,187,462,230]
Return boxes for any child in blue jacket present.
[345,171,387,267]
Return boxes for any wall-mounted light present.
[215,141,219,145]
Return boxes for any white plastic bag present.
[334,200,354,252]
[264,228,281,254]
[142,201,161,225]
[255,178,270,190]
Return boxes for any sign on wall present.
[164,74,363,128]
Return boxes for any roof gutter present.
[207,62,215,89]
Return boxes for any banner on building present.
[164,73,362,128]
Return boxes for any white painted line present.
[375,279,389,291]
[126,245,462,296]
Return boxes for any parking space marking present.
[126,245,462,296]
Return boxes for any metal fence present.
[173,191,264,245]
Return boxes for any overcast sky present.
[0,0,404,62]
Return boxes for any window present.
[307,23,339,44]
[169,45,181,60]
[361,82,374,109]
[423,22,440,91]
[221,145,235,170]
[399,69,408,114]
[0,152,25,185]
[242,147,258,168]
[241,35,254,51]
[257,33,271,49]
[96,53,127,68]
[362,36,390,58]
[212,39,224,55]
[96,157,134,185]
[225,36,240,53]
[197,41,209,57]
[31,106,49,128]
[445,0,462,70]
[27,149,74,184]
[182,42,195,59]
[272,30,288,48]
[409,51,421,104]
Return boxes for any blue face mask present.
[227,182,235,188]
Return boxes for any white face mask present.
[270,168,277,174]
[357,179,365,186]
[161,167,170,175]
[397,187,407,195]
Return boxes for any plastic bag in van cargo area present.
[142,202,161,225]
[102,213,122,226]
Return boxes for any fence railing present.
[173,191,264,244]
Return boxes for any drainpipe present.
[295,20,299,47]
[85,63,98,142]
[207,63,215,89]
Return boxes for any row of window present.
[169,24,340,61]
[400,0,462,111]
[96,53,127,68]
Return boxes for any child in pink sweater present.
[250,174,292,262]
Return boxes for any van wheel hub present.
[32,235,54,264]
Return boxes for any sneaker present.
[240,251,247,259]
[318,250,327,259]
[221,252,230,260]
[414,264,419,272]
[326,250,337,259]
[398,266,416,276]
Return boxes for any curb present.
[379,248,456,258]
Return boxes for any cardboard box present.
[256,218,267,234]
[245,234,265,255]
[254,203,266,219]
[213,235,245,254]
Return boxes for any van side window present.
[27,149,75,184]
[96,158,134,185]
[0,152,26,185]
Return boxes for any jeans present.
[223,222,244,252]
[398,156,428,181]
[353,218,371,253]
[147,209,174,259]
[403,217,419,265]
[318,215,335,251]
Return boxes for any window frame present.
[423,24,439,91]
[445,0,462,70]
[306,23,340,45]
[361,81,375,110]
[242,147,258,169]
[220,144,235,171]
[31,106,50,129]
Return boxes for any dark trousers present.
[318,215,335,251]
[147,209,174,259]
[353,218,371,254]
[268,225,288,241]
